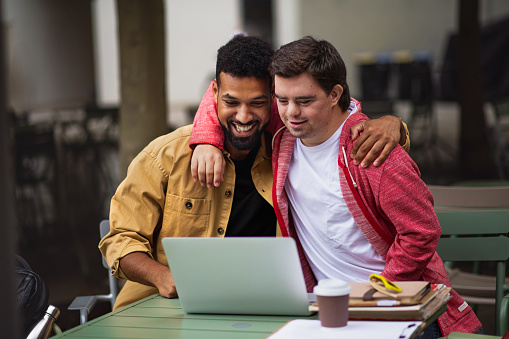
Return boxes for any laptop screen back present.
[161,237,311,316]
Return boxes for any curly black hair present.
[216,34,274,87]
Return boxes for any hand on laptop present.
[157,274,178,299]
[119,252,178,298]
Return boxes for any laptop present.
[161,237,314,316]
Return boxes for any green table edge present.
[51,294,159,338]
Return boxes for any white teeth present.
[234,124,254,133]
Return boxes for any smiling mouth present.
[232,122,256,133]
[288,120,306,126]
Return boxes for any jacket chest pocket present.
[161,193,211,238]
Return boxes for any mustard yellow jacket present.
[99,125,275,309]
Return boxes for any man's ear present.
[212,79,219,104]
[271,82,275,102]
[330,84,343,107]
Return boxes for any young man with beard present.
[99,35,278,310]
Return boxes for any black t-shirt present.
[225,148,276,237]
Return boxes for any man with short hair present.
[269,36,481,338]
[99,35,278,310]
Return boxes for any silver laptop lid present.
[162,237,311,316]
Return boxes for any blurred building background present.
[2,0,509,335]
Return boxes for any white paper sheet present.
[267,319,423,339]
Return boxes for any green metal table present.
[53,294,316,338]
[53,294,448,338]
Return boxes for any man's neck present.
[333,108,350,133]
[226,142,250,161]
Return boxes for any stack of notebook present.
[350,281,450,320]
[311,281,451,321]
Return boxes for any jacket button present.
[185,201,192,209]
[217,227,224,235]
[225,190,232,198]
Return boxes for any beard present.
[220,121,268,152]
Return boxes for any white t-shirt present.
[284,109,385,282]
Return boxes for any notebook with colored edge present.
[161,237,313,316]
[347,285,451,321]
[348,281,431,306]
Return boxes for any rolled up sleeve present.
[99,149,169,280]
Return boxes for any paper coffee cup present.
[313,279,351,328]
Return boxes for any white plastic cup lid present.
[313,279,351,296]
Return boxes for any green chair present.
[501,293,509,335]
[67,220,119,324]
[429,184,509,273]
[436,210,509,336]
[428,185,509,212]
